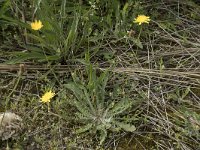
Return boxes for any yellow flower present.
[134,15,150,25]
[41,90,55,103]
[31,20,43,30]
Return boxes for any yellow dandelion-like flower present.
[41,90,55,103]
[134,15,150,25]
[31,20,43,30]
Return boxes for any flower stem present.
[47,102,50,112]
[137,26,143,40]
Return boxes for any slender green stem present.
[137,26,143,40]
[47,102,50,112]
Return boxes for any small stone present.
[0,112,23,140]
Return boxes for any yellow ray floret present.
[41,90,55,103]
[31,20,43,30]
[134,15,150,25]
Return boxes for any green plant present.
[1,0,92,63]
[64,64,136,145]
[1,0,149,64]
